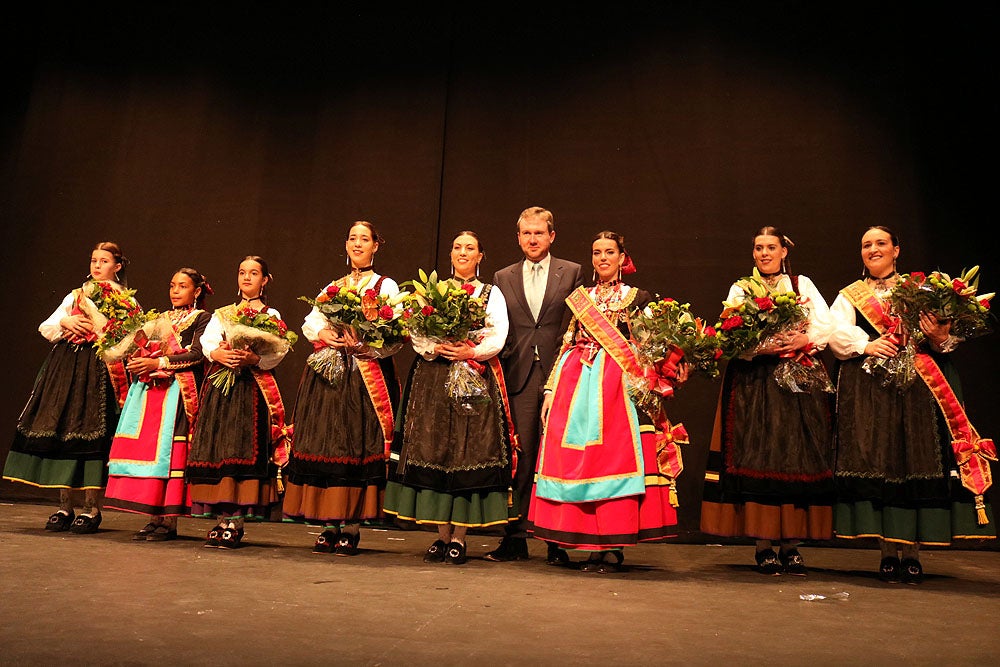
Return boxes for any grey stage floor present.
[1,501,998,666]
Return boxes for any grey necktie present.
[527,262,543,321]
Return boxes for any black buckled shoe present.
[754,548,782,575]
[333,532,360,557]
[445,541,467,565]
[545,542,571,567]
[204,524,225,548]
[134,522,161,541]
[218,526,245,549]
[312,529,338,554]
[423,540,447,563]
[878,556,901,583]
[45,510,74,532]
[69,512,102,535]
[900,558,923,585]
[779,548,807,576]
[146,525,177,542]
[484,536,529,562]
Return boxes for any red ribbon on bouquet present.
[462,340,485,374]
[883,317,909,348]
[645,345,685,398]
[131,330,171,384]
[779,345,817,367]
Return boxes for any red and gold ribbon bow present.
[270,422,294,465]
[654,417,688,507]
[645,345,685,398]
[779,345,816,367]
[131,331,171,384]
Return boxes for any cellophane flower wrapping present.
[401,270,491,412]
[306,346,347,386]
[627,297,722,418]
[209,306,298,396]
[444,358,491,415]
[715,272,832,393]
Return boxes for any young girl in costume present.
[104,269,212,541]
[283,221,402,556]
[4,242,132,534]
[187,256,293,549]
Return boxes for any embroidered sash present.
[248,368,288,456]
[843,280,995,524]
[566,286,642,377]
[355,358,396,458]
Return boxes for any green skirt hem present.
[383,481,517,528]
[833,500,996,545]
[3,451,107,490]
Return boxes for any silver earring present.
[451,263,456,278]
[592,269,597,283]
[346,256,350,267]
[476,263,480,278]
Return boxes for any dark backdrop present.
[2,3,997,537]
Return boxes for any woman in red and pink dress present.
[530,231,683,573]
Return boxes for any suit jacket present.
[493,255,583,395]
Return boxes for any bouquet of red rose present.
[715,272,833,393]
[627,297,721,417]
[299,279,408,385]
[85,281,158,361]
[891,267,993,342]
[208,305,298,395]
[865,266,993,389]
[401,269,490,414]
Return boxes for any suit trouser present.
[506,360,545,539]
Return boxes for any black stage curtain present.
[1,3,996,535]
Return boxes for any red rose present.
[753,297,774,311]
[378,305,394,320]
[461,283,475,295]
[703,326,717,337]
[326,285,340,296]
[403,308,413,319]
[952,278,966,292]
[713,347,724,360]
[420,305,435,316]
[664,297,675,303]
[981,299,991,311]
[909,271,926,284]
[365,289,378,298]
[277,320,288,335]
[721,315,744,331]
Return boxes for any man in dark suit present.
[487,206,583,563]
